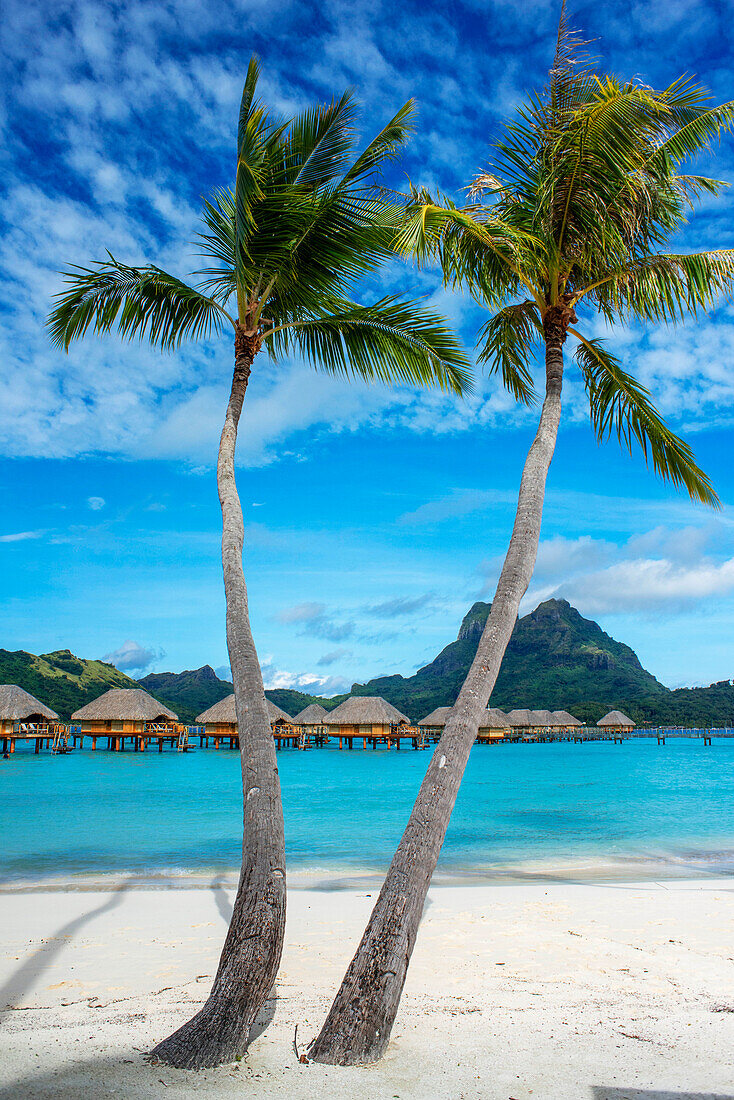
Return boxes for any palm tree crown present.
[49,57,471,395]
[397,9,734,504]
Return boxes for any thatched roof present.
[196,695,293,724]
[418,706,509,730]
[418,706,453,727]
[505,708,533,727]
[325,696,410,725]
[0,685,58,722]
[480,707,510,729]
[597,710,635,728]
[293,703,328,724]
[552,710,583,727]
[72,688,177,722]
[530,709,556,726]
[268,699,293,722]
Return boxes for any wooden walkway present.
[2,723,732,758]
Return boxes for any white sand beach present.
[1,877,733,1100]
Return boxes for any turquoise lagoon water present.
[1,738,733,884]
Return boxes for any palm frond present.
[290,91,359,187]
[266,297,472,395]
[647,100,734,171]
[339,100,415,188]
[573,333,718,506]
[476,302,541,404]
[395,192,541,305]
[48,257,232,351]
[589,249,734,322]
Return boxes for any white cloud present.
[260,655,349,696]
[517,521,734,616]
[554,556,734,614]
[87,496,105,510]
[0,529,45,543]
[103,639,163,674]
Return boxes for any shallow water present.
[1,738,733,884]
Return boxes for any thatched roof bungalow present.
[325,696,410,741]
[293,703,328,728]
[0,685,58,733]
[417,706,453,729]
[505,708,567,730]
[533,709,557,727]
[505,708,533,728]
[418,705,509,741]
[195,694,294,735]
[597,710,635,730]
[551,710,583,728]
[72,688,177,734]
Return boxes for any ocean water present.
[1,738,733,885]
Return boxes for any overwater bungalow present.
[505,708,533,731]
[195,695,299,748]
[292,702,327,727]
[504,709,563,739]
[292,703,329,745]
[325,696,418,749]
[417,706,453,741]
[0,685,60,754]
[551,710,583,730]
[72,688,178,750]
[478,707,510,742]
[597,710,635,736]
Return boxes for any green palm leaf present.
[476,302,542,404]
[573,333,718,506]
[267,297,472,394]
[48,257,233,351]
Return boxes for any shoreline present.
[2,877,733,1098]
[2,850,734,894]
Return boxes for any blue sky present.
[1,0,733,695]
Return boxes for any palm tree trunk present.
[152,324,286,1070]
[308,319,565,1066]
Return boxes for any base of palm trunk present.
[308,926,409,1066]
[150,990,259,1069]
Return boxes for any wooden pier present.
[3,720,733,759]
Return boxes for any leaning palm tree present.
[48,60,470,1070]
[308,12,734,1066]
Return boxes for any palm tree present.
[48,59,470,1070]
[308,11,734,1066]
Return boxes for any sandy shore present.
[0,877,733,1100]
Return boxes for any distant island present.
[1,599,732,726]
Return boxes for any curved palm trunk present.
[152,325,286,1069]
[308,321,565,1066]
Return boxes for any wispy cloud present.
[365,593,437,617]
[0,530,45,543]
[317,648,352,666]
[276,602,355,642]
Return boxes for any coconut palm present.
[308,12,734,1066]
[48,59,470,1070]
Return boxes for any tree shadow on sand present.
[0,1054,171,1100]
[591,1089,734,1099]
[209,874,234,924]
[0,878,134,1023]
[207,875,278,1041]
